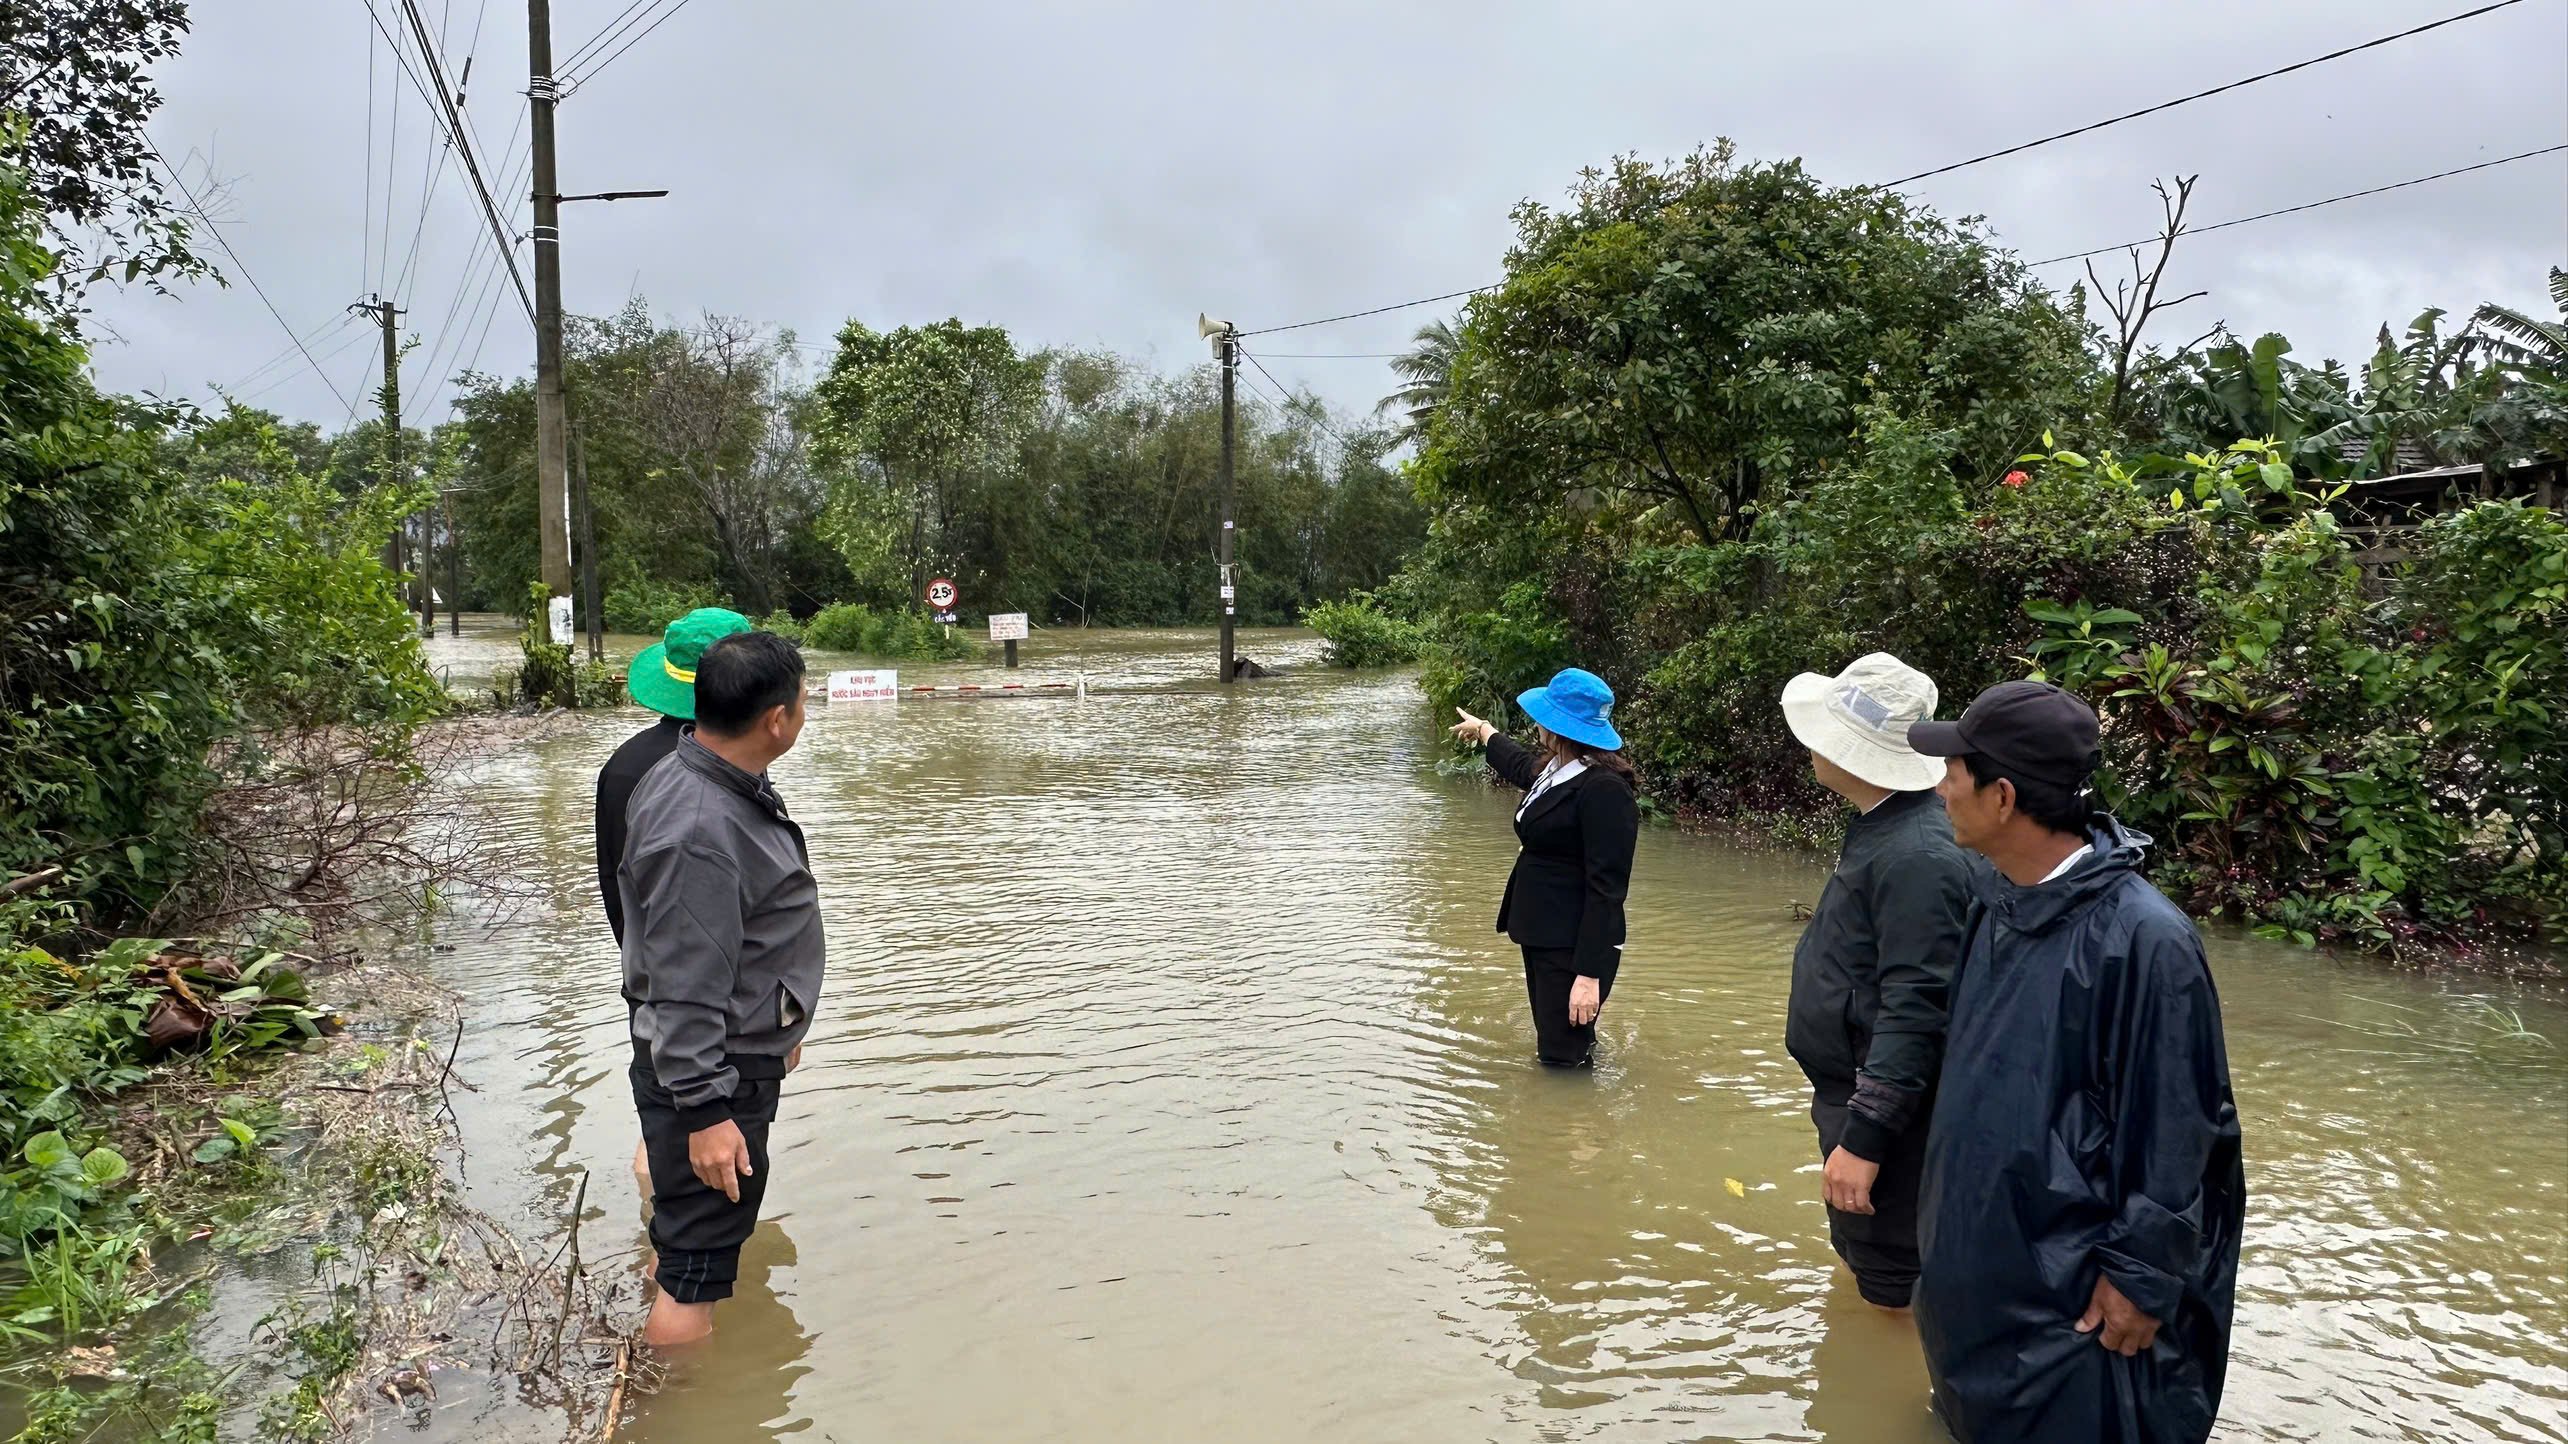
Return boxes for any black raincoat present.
[1915,818,2245,1444]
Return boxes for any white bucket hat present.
[1780,652,1945,792]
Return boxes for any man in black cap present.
[1906,680,2246,1444]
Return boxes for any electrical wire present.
[2025,143,2568,267]
[376,10,402,296]
[1884,0,2529,187]
[557,0,659,75]
[237,319,378,405]
[228,311,363,393]
[146,136,356,413]
[1235,286,1494,339]
[561,0,699,91]
[1234,0,2535,338]
[382,0,534,322]
[1239,347,1356,450]
[361,9,376,297]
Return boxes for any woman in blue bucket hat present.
[1451,668,1642,1068]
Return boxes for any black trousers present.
[1811,1094,1930,1307]
[1521,946,1613,1067]
[631,1047,785,1304]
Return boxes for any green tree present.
[0,154,433,916]
[1419,143,2094,545]
[813,318,1044,603]
[1374,316,1458,448]
[0,3,206,323]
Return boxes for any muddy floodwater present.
[415,621,2566,1443]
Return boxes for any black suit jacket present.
[1488,733,1640,983]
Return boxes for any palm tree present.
[2472,267,2568,373]
[1374,317,1460,448]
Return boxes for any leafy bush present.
[803,602,976,660]
[758,609,807,645]
[601,575,727,635]
[2013,447,2566,950]
[0,159,438,919]
[1303,595,1424,668]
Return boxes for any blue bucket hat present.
[1516,668,1622,751]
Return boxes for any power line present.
[1885,0,2529,187]
[1234,0,2532,338]
[557,0,658,75]
[2026,144,2568,267]
[1236,285,1494,339]
[361,9,377,297]
[561,0,701,90]
[375,7,402,294]
[237,319,378,405]
[384,0,535,323]
[228,310,362,393]
[146,137,356,413]
[1239,347,1357,449]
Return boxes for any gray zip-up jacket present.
[618,733,824,1133]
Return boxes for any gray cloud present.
[89,0,2568,432]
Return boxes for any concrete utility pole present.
[1217,319,1237,678]
[443,488,461,636]
[527,0,572,602]
[352,295,414,618]
[570,415,603,661]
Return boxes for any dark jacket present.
[1916,817,2245,1444]
[596,715,688,947]
[1785,789,1974,1161]
[619,735,826,1133]
[1487,734,1640,984]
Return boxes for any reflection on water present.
[424,625,2568,1442]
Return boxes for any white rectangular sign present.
[547,595,574,646]
[827,668,899,703]
[988,612,1030,643]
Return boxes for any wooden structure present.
[2343,456,2562,571]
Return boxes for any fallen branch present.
[2,865,65,898]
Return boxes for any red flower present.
[2002,470,2030,488]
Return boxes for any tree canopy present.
[1416,143,2096,545]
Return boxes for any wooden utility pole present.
[1217,326,1238,685]
[528,0,572,603]
[353,295,410,607]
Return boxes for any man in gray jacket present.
[619,630,822,1348]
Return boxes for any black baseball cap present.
[1909,679,2100,787]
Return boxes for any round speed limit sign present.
[924,577,960,611]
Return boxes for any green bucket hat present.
[628,608,754,719]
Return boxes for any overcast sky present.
[87,0,2568,433]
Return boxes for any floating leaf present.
[1724,1177,1747,1198]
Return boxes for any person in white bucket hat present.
[1778,653,1975,1314]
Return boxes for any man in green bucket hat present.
[597,608,757,940]
[595,608,754,1185]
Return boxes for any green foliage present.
[758,609,807,645]
[0,10,208,326]
[0,156,439,918]
[1303,595,1425,668]
[0,904,325,1354]
[803,602,976,660]
[1417,143,2094,547]
[493,584,619,710]
[2008,448,2568,950]
[602,574,728,635]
